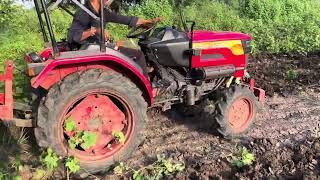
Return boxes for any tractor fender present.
[31,49,153,105]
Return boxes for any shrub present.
[1,0,320,70]
[184,0,320,54]
[239,0,320,53]
[184,1,244,32]
[0,0,21,29]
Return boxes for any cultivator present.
[0,60,33,127]
[0,61,13,121]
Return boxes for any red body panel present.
[39,48,53,60]
[192,31,251,43]
[65,94,125,154]
[31,54,153,105]
[0,61,14,121]
[189,31,252,78]
[191,48,246,77]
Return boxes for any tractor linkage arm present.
[0,61,33,127]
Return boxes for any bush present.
[183,0,320,54]
[0,7,71,72]
[0,3,71,98]
[239,0,320,53]
[0,0,21,30]
[184,1,244,32]
[1,0,320,70]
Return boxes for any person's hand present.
[90,27,97,36]
[105,30,110,41]
[150,17,164,24]
[92,27,110,41]
[136,16,164,27]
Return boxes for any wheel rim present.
[228,97,254,133]
[58,89,134,161]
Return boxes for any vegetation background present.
[0,0,319,100]
[1,0,320,68]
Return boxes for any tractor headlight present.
[242,40,252,54]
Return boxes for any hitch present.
[249,78,266,103]
[0,61,33,127]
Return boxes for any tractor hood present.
[191,31,252,43]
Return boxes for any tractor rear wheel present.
[215,86,258,138]
[34,69,147,175]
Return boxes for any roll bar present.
[33,0,106,57]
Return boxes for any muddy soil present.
[248,54,320,97]
[1,55,319,179]
[119,55,320,179]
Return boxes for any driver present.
[67,0,162,77]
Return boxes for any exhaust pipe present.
[204,65,235,79]
[191,65,236,80]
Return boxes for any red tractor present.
[0,0,265,175]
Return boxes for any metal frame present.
[0,61,13,121]
[33,0,106,57]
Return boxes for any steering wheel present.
[127,22,158,39]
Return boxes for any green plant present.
[68,131,84,149]
[231,147,255,169]
[65,157,81,173]
[40,148,60,170]
[133,170,144,180]
[81,131,97,149]
[65,117,77,132]
[114,162,127,176]
[112,130,126,144]
[152,155,185,178]
[34,168,47,179]
[39,148,81,178]
[286,70,298,80]
[14,176,22,180]
[113,155,185,179]
[68,131,98,150]
[65,117,98,150]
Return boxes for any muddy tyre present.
[215,86,258,138]
[34,69,147,175]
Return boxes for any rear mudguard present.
[31,49,153,105]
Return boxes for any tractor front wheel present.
[215,86,258,138]
[34,69,147,175]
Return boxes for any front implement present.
[0,60,33,127]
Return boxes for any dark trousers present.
[119,47,148,77]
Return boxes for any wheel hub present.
[228,98,253,131]
[64,94,126,154]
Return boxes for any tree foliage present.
[0,0,319,72]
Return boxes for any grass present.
[0,122,41,179]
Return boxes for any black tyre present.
[34,69,147,175]
[215,86,258,138]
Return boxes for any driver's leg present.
[118,47,148,77]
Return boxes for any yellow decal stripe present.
[193,40,244,55]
